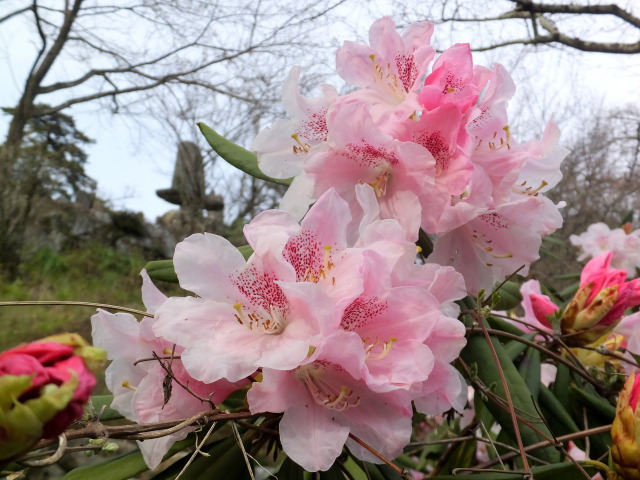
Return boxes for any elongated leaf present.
[89,395,123,421]
[538,385,580,435]
[570,385,616,420]
[518,348,541,400]
[492,281,523,311]
[428,461,597,479]
[437,438,477,475]
[60,438,193,480]
[279,457,306,480]
[552,363,570,404]
[486,316,527,337]
[461,322,560,463]
[504,333,537,361]
[145,259,178,283]
[198,122,292,186]
[145,246,253,284]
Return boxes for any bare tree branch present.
[0,5,32,25]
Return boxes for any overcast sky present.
[1,1,639,222]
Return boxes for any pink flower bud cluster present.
[0,337,99,461]
[253,16,568,293]
[520,252,640,348]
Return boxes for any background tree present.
[392,0,640,54]
[0,0,355,276]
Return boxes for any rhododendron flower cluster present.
[87,16,574,474]
[253,16,567,293]
[571,222,640,276]
[150,187,468,471]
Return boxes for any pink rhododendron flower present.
[153,189,368,384]
[92,271,243,469]
[571,222,640,276]
[248,337,413,472]
[254,16,566,293]
[336,16,434,113]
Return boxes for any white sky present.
[1,2,640,222]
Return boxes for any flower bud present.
[0,335,104,461]
[612,374,640,479]
[560,252,640,346]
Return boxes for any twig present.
[477,317,532,475]
[231,422,256,480]
[0,300,152,317]
[17,434,66,467]
[348,433,412,479]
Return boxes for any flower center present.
[296,363,361,411]
[233,302,284,334]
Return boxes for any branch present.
[0,5,32,25]
[511,0,640,29]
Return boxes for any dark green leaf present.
[279,457,306,480]
[503,333,537,362]
[461,322,560,463]
[538,385,580,435]
[570,385,616,420]
[492,281,522,311]
[60,438,193,480]
[145,259,178,283]
[197,122,292,186]
[89,395,123,421]
[518,348,541,400]
[428,461,597,479]
[486,316,528,337]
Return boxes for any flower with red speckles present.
[254,17,567,293]
[153,188,366,384]
[336,16,434,112]
[92,270,245,469]
[248,334,414,472]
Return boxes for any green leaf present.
[145,245,253,284]
[551,363,570,404]
[428,461,597,479]
[437,438,477,475]
[492,281,523,311]
[89,395,123,421]
[60,438,193,480]
[461,322,560,464]
[145,259,178,283]
[197,122,292,186]
[486,316,528,337]
[517,348,541,400]
[237,245,254,260]
[570,384,616,420]
[279,457,306,480]
[374,464,404,480]
[538,385,580,435]
[503,333,537,362]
